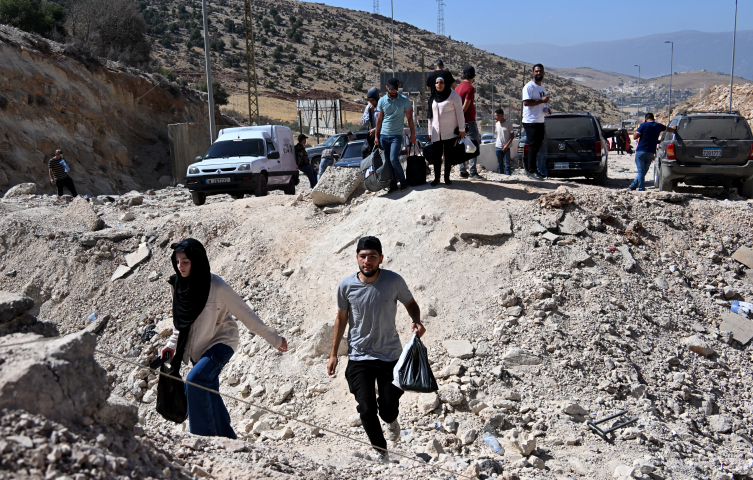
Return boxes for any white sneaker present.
[386,419,400,442]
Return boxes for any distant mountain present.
[480,30,753,80]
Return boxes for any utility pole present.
[390,0,395,75]
[729,0,738,113]
[421,52,426,132]
[201,0,216,142]
[634,64,641,117]
[664,41,673,118]
[243,0,259,125]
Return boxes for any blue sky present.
[316,0,751,47]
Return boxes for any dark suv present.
[517,113,609,184]
[305,131,369,169]
[654,111,753,197]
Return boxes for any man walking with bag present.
[327,236,425,462]
[522,64,550,179]
[375,78,416,193]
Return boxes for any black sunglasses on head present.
[170,240,189,250]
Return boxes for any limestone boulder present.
[297,323,347,361]
[3,183,36,198]
[64,196,104,231]
[311,167,361,206]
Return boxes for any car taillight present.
[749,144,753,160]
[594,141,601,154]
[523,144,529,158]
[666,144,676,159]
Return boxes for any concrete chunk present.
[125,244,151,268]
[617,245,636,272]
[443,340,474,358]
[502,347,543,366]
[64,196,104,231]
[311,167,361,206]
[3,183,36,199]
[0,291,34,323]
[732,246,753,269]
[559,214,586,235]
[720,312,753,345]
[682,335,714,356]
[110,265,132,281]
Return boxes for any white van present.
[185,125,298,205]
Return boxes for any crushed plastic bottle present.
[482,432,501,453]
[731,301,752,319]
[87,312,98,323]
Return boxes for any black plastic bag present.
[395,335,438,393]
[151,347,188,424]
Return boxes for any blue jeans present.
[185,343,236,438]
[318,158,334,180]
[379,134,405,189]
[496,148,512,175]
[537,146,548,177]
[300,164,317,188]
[459,121,480,175]
[631,151,654,189]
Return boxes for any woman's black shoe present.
[431,179,440,187]
[444,178,452,185]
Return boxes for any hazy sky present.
[315,0,751,47]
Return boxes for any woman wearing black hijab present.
[160,239,287,438]
[428,77,466,186]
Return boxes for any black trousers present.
[345,359,403,450]
[55,176,77,196]
[431,138,457,181]
[523,122,546,175]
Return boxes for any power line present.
[436,0,445,36]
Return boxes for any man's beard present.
[359,265,379,277]
[388,92,397,99]
[534,74,544,82]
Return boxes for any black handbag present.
[405,143,426,186]
[151,336,188,424]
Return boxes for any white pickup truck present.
[185,125,299,205]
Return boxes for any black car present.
[332,140,366,168]
[517,113,609,184]
[654,111,753,197]
[305,131,369,169]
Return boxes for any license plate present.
[553,162,569,170]
[206,178,231,184]
[702,148,722,157]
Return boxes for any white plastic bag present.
[461,136,477,154]
[392,335,416,390]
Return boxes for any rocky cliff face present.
[0,25,231,195]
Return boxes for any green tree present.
[272,45,282,62]
[229,36,238,48]
[287,52,295,61]
[0,0,65,38]
[294,65,303,76]
[195,79,229,106]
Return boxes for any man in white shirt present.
[522,64,550,180]
[494,109,514,175]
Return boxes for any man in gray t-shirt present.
[327,236,425,461]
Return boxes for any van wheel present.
[595,161,608,186]
[653,160,674,192]
[230,193,244,200]
[191,192,206,206]
[283,181,296,195]
[741,179,753,199]
[255,174,268,197]
[311,156,321,170]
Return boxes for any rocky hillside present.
[672,83,753,122]
[0,25,234,196]
[1,152,752,479]
[145,0,621,123]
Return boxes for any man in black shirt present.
[294,134,317,188]
[425,59,456,120]
[48,149,77,196]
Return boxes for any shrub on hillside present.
[195,79,229,106]
[0,0,65,38]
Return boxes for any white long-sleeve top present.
[430,90,465,142]
[166,274,282,364]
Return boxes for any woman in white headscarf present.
[429,77,466,186]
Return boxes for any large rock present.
[93,395,138,430]
[438,384,464,406]
[443,339,474,359]
[64,196,104,231]
[0,291,34,323]
[707,415,733,433]
[418,392,440,413]
[561,401,589,416]
[311,167,361,206]
[0,331,110,425]
[297,323,347,361]
[682,335,715,357]
[501,347,543,367]
[559,214,586,235]
[3,183,36,198]
[732,246,753,269]
[617,245,636,272]
[453,210,512,241]
[79,228,137,246]
[719,312,753,345]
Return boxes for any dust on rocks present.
[1,153,753,479]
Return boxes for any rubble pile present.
[0,152,752,479]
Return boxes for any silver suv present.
[654,111,753,198]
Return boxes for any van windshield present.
[204,139,265,159]
[676,117,752,141]
[545,117,596,139]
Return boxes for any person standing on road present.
[318,148,335,180]
[425,59,456,122]
[327,236,425,463]
[629,113,675,191]
[48,149,78,196]
[160,239,288,439]
[494,109,514,176]
[522,64,550,179]
[456,66,483,180]
[295,134,318,188]
[429,76,466,186]
[375,78,416,194]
